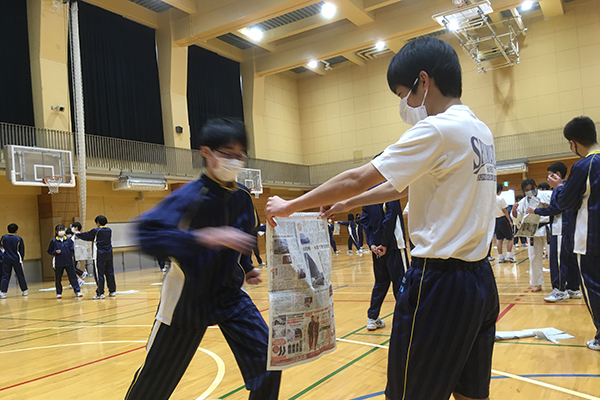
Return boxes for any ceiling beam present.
[191,38,244,62]
[252,0,524,76]
[343,51,365,66]
[263,13,345,43]
[161,0,197,14]
[173,0,320,45]
[84,0,159,28]
[363,0,403,12]
[539,0,564,18]
[333,0,375,26]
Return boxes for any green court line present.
[495,341,587,348]
[288,339,390,400]
[352,333,390,337]
[219,385,246,398]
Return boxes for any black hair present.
[387,36,462,97]
[7,223,18,233]
[496,183,503,194]
[538,182,551,190]
[521,178,537,192]
[347,213,354,221]
[564,116,597,146]
[65,228,73,235]
[55,224,65,233]
[515,194,524,201]
[547,162,568,179]
[71,222,82,230]
[199,117,248,152]
[95,215,108,226]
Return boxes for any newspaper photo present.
[266,213,336,370]
[515,213,541,237]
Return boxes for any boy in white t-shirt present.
[495,183,515,263]
[266,37,498,400]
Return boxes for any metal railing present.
[0,121,595,188]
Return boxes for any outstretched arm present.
[322,182,408,218]
[265,163,386,226]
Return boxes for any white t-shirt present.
[372,105,496,261]
[496,196,508,218]
[515,192,551,237]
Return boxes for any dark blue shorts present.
[495,217,513,240]
[386,257,499,400]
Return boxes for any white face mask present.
[58,231,66,237]
[399,78,428,126]
[211,150,245,182]
[525,189,537,198]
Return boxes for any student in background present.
[529,162,581,303]
[495,183,515,263]
[339,213,361,255]
[0,223,28,298]
[549,116,600,351]
[327,219,339,254]
[48,224,82,299]
[356,213,365,249]
[513,179,551,292]
[76,215,115,300]
[361,197,407,331]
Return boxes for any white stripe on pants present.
[529,237,545,286]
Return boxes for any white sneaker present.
[78,278,85,287]
[506,256,516,263]
[347,250,353,255]
[92,294,105,300]
[487,256,495,261]
[356,250,362,255]
[82,271,88,278]
[543,268,550,272]
[108,292,116,297]
[0,292,6,299]
[56,294,62,299]
[587,339,600,351]
[367,318,386,331]
[22,291,28,296]
[544,288,569,303]
[498,255,505,263]
[515,243,520,247]
[75,292,83,297]
[334,251,339,254]
[568,289,582,299]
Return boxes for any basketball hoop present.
[43,176,63,194]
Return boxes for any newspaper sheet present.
[267,213,336,370]
[515,213,541,237]
[73,236,93,261]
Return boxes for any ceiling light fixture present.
[247,27,264,41]
[321,2,336,19]
[375,41,386,50]
[307,60,319,69]
[521,1,534,11]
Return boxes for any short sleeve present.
[371,122,446,192]
[500,198,508,209]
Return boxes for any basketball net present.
[43,176,63,194]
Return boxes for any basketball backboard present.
[4,145,75,187]
[237,168,262,198]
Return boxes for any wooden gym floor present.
[0,244,599,400]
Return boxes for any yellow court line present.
[338,339,600,400]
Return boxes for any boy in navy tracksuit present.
[76,215,115,299]
[361,198,408,331]
[125,118,281,400]
[339,213,361,254]
[0,223,28,298]
[48,224,82,298]
[549,116,600,351]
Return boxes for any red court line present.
[498,302,587,306]
[7,299,154,330]
[497,303,515,322]
[0,345,145,392]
